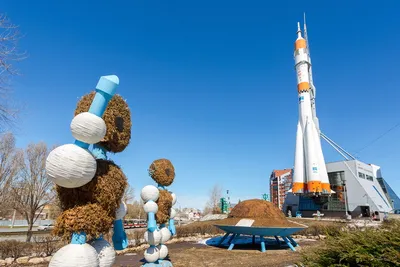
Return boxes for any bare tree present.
[0,132,22,217]
[126,200,145,220]
[204,184,222,214]
[0,14,26,131]
[122,183,135,204]
[12,142,53,242]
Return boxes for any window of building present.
[358,172,366,179]
[366,175,373,181]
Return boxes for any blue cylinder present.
[92,144,107,160]
[112,219,128,250]
[147,212,157,233]
[74,75,119,149]
[71,232,87,245]
[168,219,176,236]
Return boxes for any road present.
[0,227,145,242]
[0,226,38,233]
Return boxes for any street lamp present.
[342,178,351,220]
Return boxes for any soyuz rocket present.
[290,19,333,196]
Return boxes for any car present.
[37,224,54,231]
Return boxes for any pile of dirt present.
[217,199,300,227]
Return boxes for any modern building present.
[283,160,397,219]
[270,169,293,210]
[377,177,400,213]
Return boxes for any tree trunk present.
[26,220,34,242]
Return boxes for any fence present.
[0,219,53,227]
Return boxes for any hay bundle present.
[218,199,298,227]
[148,159,175,186]
[155,190,173,224]
[75,92,132,153]
[53,203,114,241]
[56,159,127,217]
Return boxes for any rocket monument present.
[290,17,333,196]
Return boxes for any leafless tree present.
[203,184,222,214]
[0,14,26,131]
[126,200,145,220]
[11,142,53,242]
[122,183,135,204]
[0,132,22,218]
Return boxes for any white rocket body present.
[290,22,332,195]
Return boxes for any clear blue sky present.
[3,0,400,209]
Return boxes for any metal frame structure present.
[214,225,306,252]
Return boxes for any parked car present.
[37,224,54,231]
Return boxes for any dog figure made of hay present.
[45,75,131,267]
[140,159,177,267]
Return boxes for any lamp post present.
[342,178,351,220]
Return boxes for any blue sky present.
[2,0,400,209]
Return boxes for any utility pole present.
[10,209,16,228]
[342,178,351,220]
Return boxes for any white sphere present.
[46,144,96,188]
[144,201,158,214]
[115,201,127,220]
[144,246,159,263]
[49,243,99,267]
[141,185,159,202]
[144,230,161,246]
[157,244,168,260]
[171,193,177,206]
[89,239,115,267]
[160,227,171,244]
[170,208,176,219]
[71,112,107,144]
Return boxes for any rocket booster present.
[291,22,332,195]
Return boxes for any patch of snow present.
[235,219,254,227]
[200,214,228,221]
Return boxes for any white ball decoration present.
[144,246,160,263]
[144,230,161,246]
[46,144,96,188]
[144,201,158,214]
[49,243,99,267]
[115,201,127,220]
[89,239,116,267]
[160,227,172,244]
[157,244,168,260]
[70,112,107,144]
[171,193,177,206]
[170,208,176,219]
[141,185,159,202]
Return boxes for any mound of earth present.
[217,199,300,227]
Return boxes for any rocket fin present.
[292,122,306,194]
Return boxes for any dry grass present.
[170,243,316,267]
[218,199,298,227]
[176,221,224,237]
[75,92,132,153]
[54,160,127,241]
[155,189,173,224]
[148,159,175,186]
